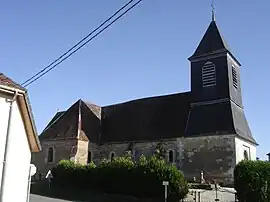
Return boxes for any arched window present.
[202,61,216,87]
[48,147,54,163]
[110,152,115,161]
[168,150,174,163]
[243,150,249,160]
[87,151,92,164]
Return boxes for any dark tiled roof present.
[40,100,101,143]
[42,111,65,134]
[84,102,101,119]
[0,73,25,91]
[189,21,230,59]
[41,94,257,145]
[230,102,257,144]
[101,92,190,143]
[185,100,257,145]
[80,101,101,143]
[39,101,80,140]
[185,101,235,136]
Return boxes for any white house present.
[0,73,41,202]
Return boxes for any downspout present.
[0,91,18,202]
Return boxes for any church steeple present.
[211,0,215,22]
[185,10,257,145]
[189,20,231,60]
[188,13,243,107]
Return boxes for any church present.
[32,14,258,184]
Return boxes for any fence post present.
[198,191,200,202]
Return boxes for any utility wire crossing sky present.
[21,0,143,88]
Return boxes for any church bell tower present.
[188,17,243,108]
[185,11,257,146]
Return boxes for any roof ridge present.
[0,73,26,91]
[102,92,190,108]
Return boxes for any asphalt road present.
[30,194,75,202]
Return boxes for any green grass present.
[30,180,161,202]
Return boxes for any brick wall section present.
[182,135,236,184]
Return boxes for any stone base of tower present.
[181,135,256,185]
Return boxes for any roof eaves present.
[23,92,42,151]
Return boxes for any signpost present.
[162,181,169,202]
[45,170,53,189]
[27,164,37,202]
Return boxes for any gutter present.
[0,91,18,202]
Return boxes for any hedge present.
[234,160,270,202]
[51,155,188,201]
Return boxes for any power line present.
[21,0,135,87]
[21,0,142,87]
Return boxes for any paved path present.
[185,187,236,202]
[30,194,75,202]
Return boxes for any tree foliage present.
[234,160,270,202]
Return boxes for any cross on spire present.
[211,0,215,21]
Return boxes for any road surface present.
[30,194,75,202]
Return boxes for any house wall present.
[235,137,256,164]
[182,135,236,184]
[0,95,32,202]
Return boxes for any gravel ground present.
[184,187,237,202]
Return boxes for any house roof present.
[0,73,26,91]
[0,73,41,152]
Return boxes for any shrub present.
[52,155,188,201]
[234,160,270,202]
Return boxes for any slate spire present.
[188,12,231,60]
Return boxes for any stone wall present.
[75,139,89,165]
[90,139,181,165]
[32,135,240,184]
[182,135,236,184]
[31,138,77,179]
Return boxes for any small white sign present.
[45,170,53,179]
[70,156,75,161]
[163,181,169,186]
[30,164,37,176]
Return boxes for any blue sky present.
[1,1,269,159]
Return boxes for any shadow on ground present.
[30,180,161,202]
